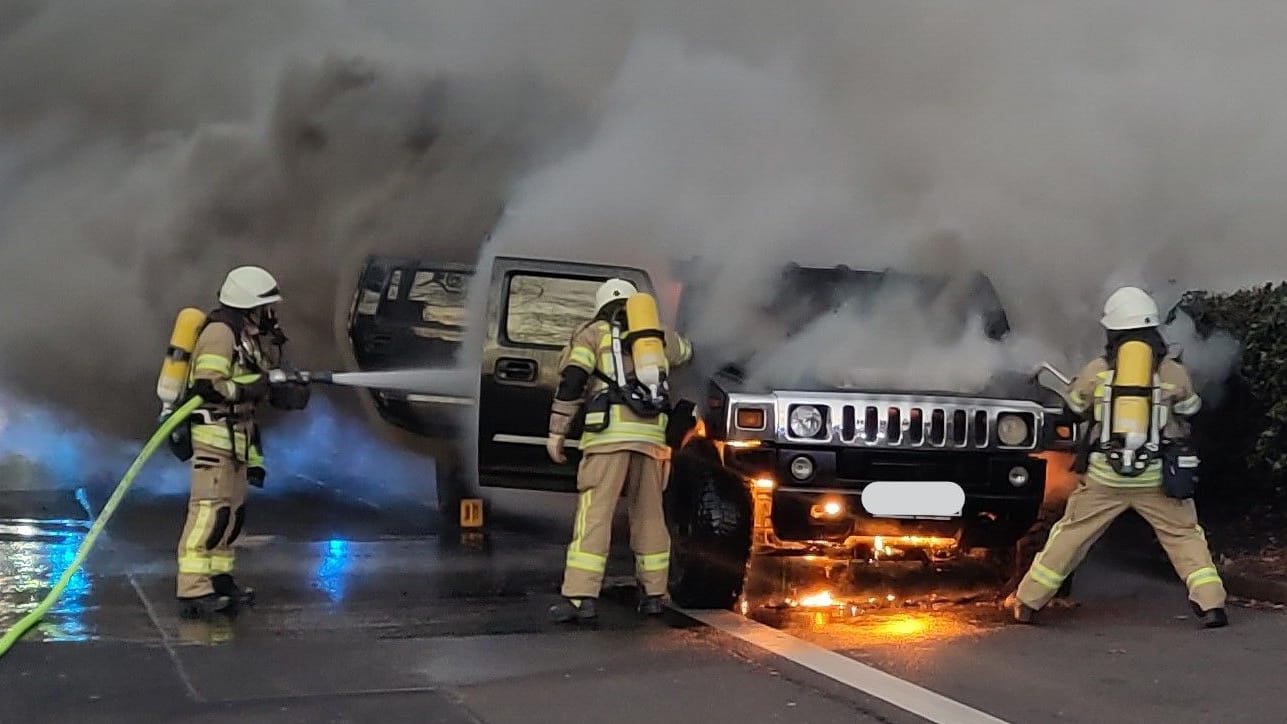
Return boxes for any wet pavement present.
[0,480,899,724]
[3,478,1287,723]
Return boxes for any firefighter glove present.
[547,434,568,464]
[239,375,271,402]
[269,380,311,411]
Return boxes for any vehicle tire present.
[666,454,752,610]
[998,510,1076,598]
[988,545,1021,588]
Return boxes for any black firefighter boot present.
[178,593,233,620]
[549,597,598,624]
[212,574,256,608]
[1190,600,1229,628]
[637,595,666,617]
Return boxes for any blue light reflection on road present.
[315,538,353,603]
[0,526,92,642]
[44,529,91,640]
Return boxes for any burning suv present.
[664,263,1076,608]
[346,254,1074,610]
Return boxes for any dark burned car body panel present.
[476,256,656,488]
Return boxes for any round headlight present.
[790,456,815,481]
[1008,465,1030,487]
[789,406,824,438]
[996,414,1030,446]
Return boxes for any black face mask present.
[596,300,627,324]
[258,306,288,347]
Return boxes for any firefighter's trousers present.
[562,450,672,599]
[176,448,248,599]
[1016,476,1227,612]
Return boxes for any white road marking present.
[128,574,204,703]
[679,609,1009,724]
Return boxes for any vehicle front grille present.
[842,404,988,447]
[775,394,1043,451]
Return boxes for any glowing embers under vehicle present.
[749,476,964,563]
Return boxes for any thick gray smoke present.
[482,2,1287,392]
[4,0,1287,477]
[0,0,595,438]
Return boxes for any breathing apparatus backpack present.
[1095,339,1162,476]
[582,293,673,434]
[156,308,207,462]
[156,307,259,464]
[1091,339,1200,497]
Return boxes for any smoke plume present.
[5,1,1287,474]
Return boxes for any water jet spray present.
[269,368,477,400]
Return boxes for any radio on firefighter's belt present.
[156,308,207,413]
[624,292,669,404]
[1098,339,1163,475]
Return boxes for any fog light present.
[790,456,815,481]
[810,497,845,519]
[754,477,776,491]
[1008,465,1029,487]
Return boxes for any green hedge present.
[1176,282,1287,507]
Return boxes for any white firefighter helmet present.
[1101,286,1160,330]
[219,266,282,309]
[595,278,637,311]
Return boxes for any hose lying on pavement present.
[0,395,204,659]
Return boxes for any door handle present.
[495,357,538,383]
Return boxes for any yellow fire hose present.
[0,395,205,658]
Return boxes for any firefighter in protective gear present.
[1009,286,1228,628]
[546,279,694,623]
[175,266,310,618]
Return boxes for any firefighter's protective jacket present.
[549,319,693,459]
[1066,355,1201,487]
[189,317,276,466]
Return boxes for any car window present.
[506,275,602,346]
[408,269,470,342]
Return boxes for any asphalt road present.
[2,476,1285,724]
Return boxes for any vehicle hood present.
[740,365,1058,405]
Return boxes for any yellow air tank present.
[625,292,667,396]
[1110,339,1154,451]
[157,308,207,407]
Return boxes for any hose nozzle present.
[268,369,333,385]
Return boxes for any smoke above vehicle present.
[0,1,1279,474]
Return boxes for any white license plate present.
[860,481,965,520]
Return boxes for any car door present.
[477,256,655,491]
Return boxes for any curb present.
[1220,566,1287,604]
